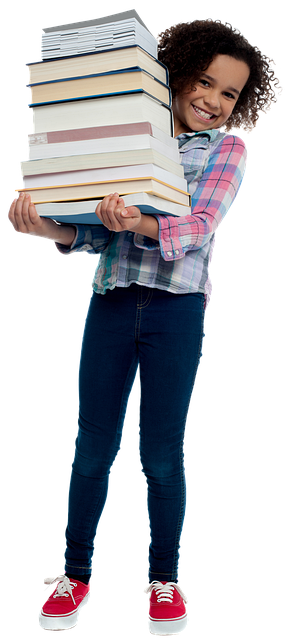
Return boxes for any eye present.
[199,78,210,87]
[223,91,236,100]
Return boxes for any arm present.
[9,193,77,245]
[131,211,159,240]
[54,224,77,246]
[9,193,112,255]
[134,135,247,260]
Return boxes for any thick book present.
[17,178,191,206]
[23,163,187,192]
[27,46,168,86]
[25,132,180,163]
[42,13,157,59]
[32,93,173,136]
[35,192,192,225]
[28,69,171,108]
[22,148,184,179]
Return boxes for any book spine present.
[29,89,172,109]
[28,67,168,87]
[18,176,189,195]
[28,123,155,144]
[27,45,165,63]
[27,45,169,83]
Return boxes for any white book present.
[32,93,173,136]
[42,14,157,59]
[21,148,184,179]
[23,163,187,192]
[35,192,191,225]
[28,122,176,151]
[28,133,180,162]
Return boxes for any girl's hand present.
[96,193,142,232]
[7,193,61,241]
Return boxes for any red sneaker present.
[146,581,187,635]
[39,575,90,630]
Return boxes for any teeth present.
[193,106,213,120]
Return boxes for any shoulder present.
[212,132,246,155]
[208,133,247,170]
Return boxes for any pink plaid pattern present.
[57,131,247,304]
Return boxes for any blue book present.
[28,68,171,108]
[27,45,169,86]
[35,192,191,225]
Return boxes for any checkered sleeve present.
[156,135,247,261]
[56,223,112,255]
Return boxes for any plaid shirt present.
[57,129,246,302]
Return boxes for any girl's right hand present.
[8,193,76,246]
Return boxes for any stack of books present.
[18,10,191,225]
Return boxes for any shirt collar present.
[175,129,226,151]
[176,129,221,142]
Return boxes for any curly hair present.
[157,20,279,131]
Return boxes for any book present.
[35,192,192,225]
[28,122,177,151]
[22,148,184,179]
[23,163,187,191]
[27,122,180,163]
[41,12,157,59]
[32,93,173,136]
[18,12,189,226]
[27,46,168,86]
[28,68,171,108]
[17,178,191,206]
[43,11,151,33]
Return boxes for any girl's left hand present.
[96,193,142,232]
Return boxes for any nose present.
[204,89,220,110]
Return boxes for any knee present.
[140,449,183,486]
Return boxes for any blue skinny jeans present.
[65,284,205,583]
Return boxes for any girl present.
[9,20,277,635]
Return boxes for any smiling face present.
[172,54,250,136]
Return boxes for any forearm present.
[134,213,159,241]
[47,222,77,246]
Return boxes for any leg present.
[137,289,205,583]
[65,288,139,578]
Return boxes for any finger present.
[7,198,17,225]
[100,193,115,213]
[17,194,35,233]
[100,193,121,230]
[113,197,126,215]
[13,193,27,232]
[14,193,26,212]
[108,194,128,229]
[101,192,119,215]
[28,200,40,225]
[23,196,39,227]
[95,198,111,229]
[21,194,33,224]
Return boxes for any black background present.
[1,2,284,638]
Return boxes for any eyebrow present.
[201,73,240,97]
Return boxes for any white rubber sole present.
[149,614,187,635]
[39,592,90,631]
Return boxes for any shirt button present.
[122,254,128,259]
[128,232,133,237]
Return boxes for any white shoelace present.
[44,575,76,605]
[145,581,187,604]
